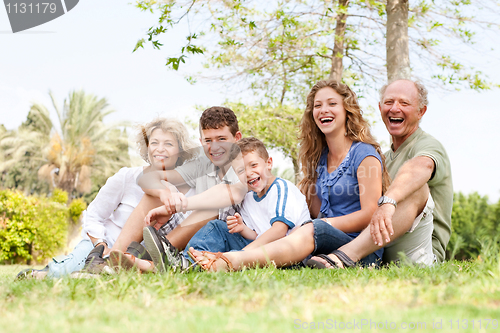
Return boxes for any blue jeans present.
[183,219,253,263]
[47,239,94,278]
[309,219,381,267]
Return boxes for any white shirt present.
[81,167,144,247]
[240,178,311,238]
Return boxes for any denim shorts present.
[306,219,380,267]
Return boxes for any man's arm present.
[183,182,247,212]
[371,155,435,246]
[137,169,186,197]
[172,156,248,213]
[242,221,289,251]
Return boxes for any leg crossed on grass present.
[106,193,217,256]
[189,222,317,271]
[323,184,433,267]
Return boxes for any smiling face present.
[147,129,180,170]
[242,151,274,197]
[200,126,242,167]
[379,80,427,150]
[312,87,347,136]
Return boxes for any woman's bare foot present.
[309,254,344,269]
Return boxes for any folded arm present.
[370,155,435,245]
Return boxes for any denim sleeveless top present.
[316,142,383,240]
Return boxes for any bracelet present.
[92,238,108,248]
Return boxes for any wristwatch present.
[377,195,397,208]
[92,238,108,248]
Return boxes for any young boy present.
[143,137,311,271]
[84,107,248,273]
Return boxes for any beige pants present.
[383,194,436,266]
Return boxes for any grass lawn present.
[1,260,500,333]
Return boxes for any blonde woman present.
[17,118,197,279]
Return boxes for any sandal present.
[188,249,234,272]
[306,250,355,269]
[306,254,340,269]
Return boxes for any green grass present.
[1,260,500,332]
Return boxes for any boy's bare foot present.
[188,247,234,272]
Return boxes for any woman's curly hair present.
[135,118,198,167]
[298,80,391,208]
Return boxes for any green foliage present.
[68,198,87,223]
[51,188,68,204]
[447,192,500,260]
[0,90,131,200]
[0,189,68,264]
[135,0,500,96]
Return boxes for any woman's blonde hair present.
[298,80,391,208]
[135,118,198,166]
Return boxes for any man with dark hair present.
[81,106,249,273]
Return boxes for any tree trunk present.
[329,0,350,82]
[386,0,410,81]
[292,157,300,185]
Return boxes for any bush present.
[447,192,500,260]
[69,198,87,223]
[51,188,68,204]
[0,189,69,264]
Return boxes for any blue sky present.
[1,0,499,202]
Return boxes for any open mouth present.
[319,117,334,124]
[154,155,168,160]
[248,176,260,187]
[211,152,224,158]
[389,117,404,124]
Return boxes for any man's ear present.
[418,105,427,120]
[234,131,242,141]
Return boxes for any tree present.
[0,125,50,194]
[228,102,302,182]
[134,0,500,178]
[135,0,500,93]
[386,0,410,80]
[0,90,130,199]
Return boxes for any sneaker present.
[77,244,115,275]
[143,226,192,273]
[15,265,49,280]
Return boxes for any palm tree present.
[1,90,130,197]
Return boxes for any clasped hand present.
[226,212,244,234]
[369,204,395,246]
[159,190,188,214]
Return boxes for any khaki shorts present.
[383,194,436,266]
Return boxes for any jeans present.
[309,219,381,267]
[183,219,253,263]
[47,239,93,278]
